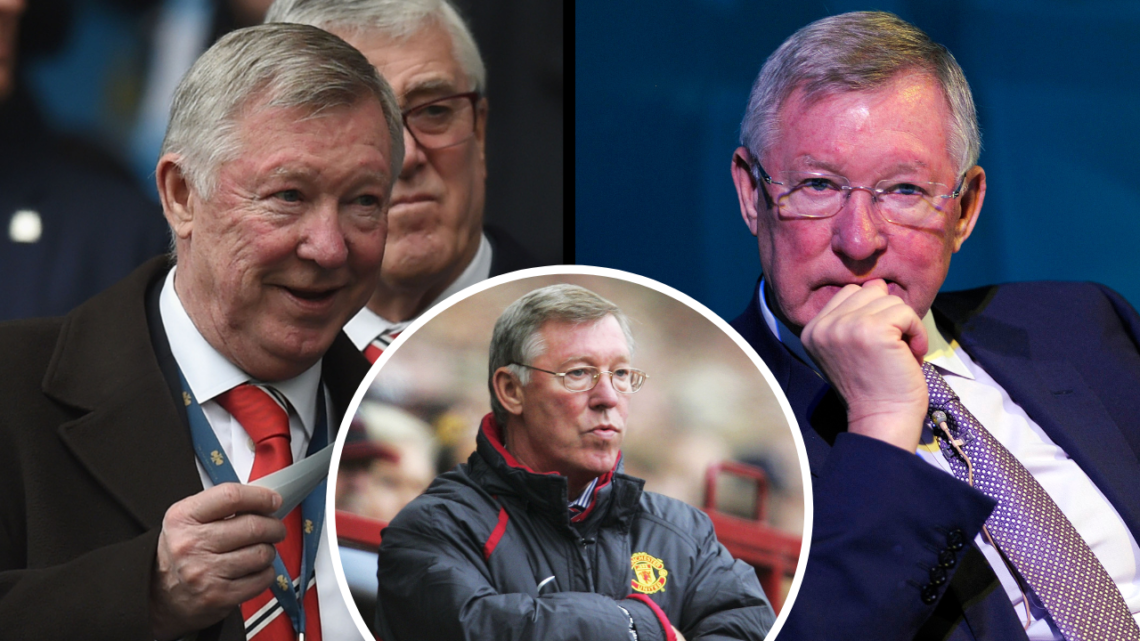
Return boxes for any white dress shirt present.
[160,267,363,641]
[344,231,493,350]
[757,281,1140,638]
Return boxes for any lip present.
[277,284,344,314]
[390,193,438,207]
[587,425,622,440]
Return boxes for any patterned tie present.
[922,363,1140,641]
[216,384,322,641]
[363,327,404,364]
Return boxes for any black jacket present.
[375,414,775,641]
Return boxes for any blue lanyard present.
[178,370,327,638]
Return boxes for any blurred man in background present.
[267,0,541,363]
[0,0,168,319]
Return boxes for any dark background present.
[576,0,1140,320]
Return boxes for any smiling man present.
[373,284,774,641]
[0,24,402,640]
[267,0,542,362]
[729,11,1140,640]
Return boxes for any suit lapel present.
[937,289,1140,539]
[952,330,1140,537]
[43,257,203,530]
[730,282,839,475]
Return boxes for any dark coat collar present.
[470,413,642,533]
[43,256,369,530]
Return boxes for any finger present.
[865,299,928,361]
[184,484,283,524]
[220,563,279,606]
[814,282,867,319]
[215,542,281,581]
[203,513,288,554]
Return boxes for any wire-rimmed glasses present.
[753,161,965,226]
[511,363,648,394]
[401,92,481,150]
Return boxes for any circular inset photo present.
[329,267,810,640]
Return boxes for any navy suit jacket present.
[731,280,1140,640]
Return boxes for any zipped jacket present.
[375,414,776,640]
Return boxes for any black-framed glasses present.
[401,92,481,150]
[753,160,965,226]
[511,363,648,394]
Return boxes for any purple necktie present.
[923,362,1139,641]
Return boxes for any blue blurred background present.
[576,0,1140,320]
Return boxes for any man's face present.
[509,316,631,488]
[168,98,393,381]
[733,73,985,330]
[342,22,487,293]
[0,0,25,101]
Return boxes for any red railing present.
[700,461,801,614]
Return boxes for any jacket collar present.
[730,279,841,476]
[41,256,369,530]
[473,414,641,530]
[933,285,1140,538]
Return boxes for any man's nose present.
[297,202,349,268]
[588,372,622,408]
[399,127,426,179]
[831,189,887,262]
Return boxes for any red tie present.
[216,384,322,641]
[363,330,403,364]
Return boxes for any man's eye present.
[885,183,926,197]
[612,369,631,379]
[274,189,302,203]
[353,194,381,207]
[801,177,839,192]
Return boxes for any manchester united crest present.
[630,552,668,594]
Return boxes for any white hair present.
[265,0,487,94]
[160,23,405,200]
[740,11,981,178]
[488,284,634,428]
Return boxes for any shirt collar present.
[159,267,322,437]
[343,232,492,350]
[921,310,973,379]
[756,278,973,380]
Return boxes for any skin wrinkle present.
[339,21,487,322]
[161,98,393,381]
[498,317,632,499]
[735,72,985,333]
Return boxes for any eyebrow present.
[796,157,930,175]
[401,78,461,105]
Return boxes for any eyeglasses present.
[401,92,481,150]
[753,161,964,226]
[511,363,648,394]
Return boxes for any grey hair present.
[160,23,405,200]
[488,284,634,427]
[740,11,980,179]
[265,0,487,95]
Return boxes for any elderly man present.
[374,284,775,641]
[266,0,541,362]
[729,11,1140,641]
[0,24,401,640]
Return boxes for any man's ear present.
[951,165,986,252]
[732,146,762,236]
[493,367,525,416]
[156,153,196,241]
